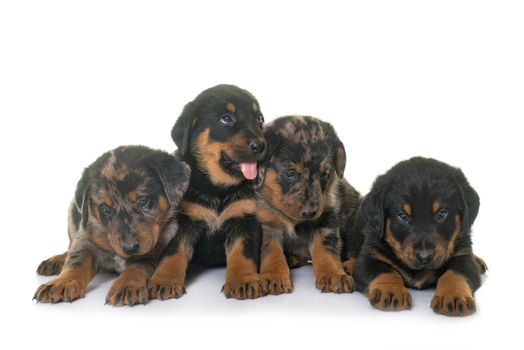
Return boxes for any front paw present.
[316,273,356,293]
[368,284,412,311]
[261,273,293,295]
[431,291,476,316]
[223,276,266,300]
[148,277,186,300]
[106,282,148,307]
[37,255,65,276]
[34,278,85,303]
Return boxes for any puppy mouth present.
[220,152,259,180]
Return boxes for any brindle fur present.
[34,146,190,306]
[256,116,361,294]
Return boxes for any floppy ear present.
[361,175,388,237]
[335,141,346,178]
[74,172,90,228]
[454,169,480,231]
[171,101,195,156]
[150,156,191,207]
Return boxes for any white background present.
[1,1,523,349]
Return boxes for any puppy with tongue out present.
[148,84,268,301]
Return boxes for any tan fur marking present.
[90,235,114,252]
[385,218,415,265]
[148,240,190,300]
[403,203,412,215]
[260,233,292,294]
[367,272,412,311]
[310,233,354,293]
[294,162,304,174]
[252,101,258,112]
[195,128,242,186]
[106,263,149,306]
[34,254,95,303]
[128,191,138,203]
[434,214,461,265]
[225,102,236,113]
[431,270,475,316]
[342,257,356,275]
[223,239,264,299]
[181,199,256,232]
[158,195,169,211]
[432,201,440,213]
[103,193,113,207]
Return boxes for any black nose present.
[301,210,317,219]
[415,250,434,265]
[248,140,265,154]
[123,242,139,254]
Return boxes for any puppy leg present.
[286,254,310,269]
[34,251,95,303]
[222,216,265,299]
[431,255,480,316]
[341,256,356,275]
[148,237,192,300]
[106,262,153,306]
[310,231,355,293]
[354,257,412,311]
[36,251,67,276]
[260,228,292,295]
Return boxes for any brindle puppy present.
[34,146,190,306]
[148,84,267,300]
[255,116,361,294]
[351,157,486,316]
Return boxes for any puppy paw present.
[261,274,293,295]
[316,273,356,293]
[368,284,412,311]
[148,277,186,300]
[34,278,85,303]
[36,254,66,276]
[431,291,476,316]
[223,277,266,300]
[106,281,148,307]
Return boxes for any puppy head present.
[257,116,346,222]
[76,146,190,258]
[362,157,479,270]
[171,84,266,186]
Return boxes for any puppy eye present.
[257,114,264,125]
[320,170,330,180]
[99,204,112,219]
[219,114,234,125]
[436,208,448,222]
[397,211,410,222]
[284,169,299,181]
[136,197,150,208]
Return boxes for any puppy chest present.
[181,199,256,234]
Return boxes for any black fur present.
[350,156,485,315]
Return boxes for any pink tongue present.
[240,162,258,180]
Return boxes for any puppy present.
[255,116,361,294]
[148,84,267,300]
[34,146,190,306]
[351,157,485,316]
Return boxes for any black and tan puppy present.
[148,84,267,300]
[255,116,361,294]
[34,146,190,306]
[351,157,485,316]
